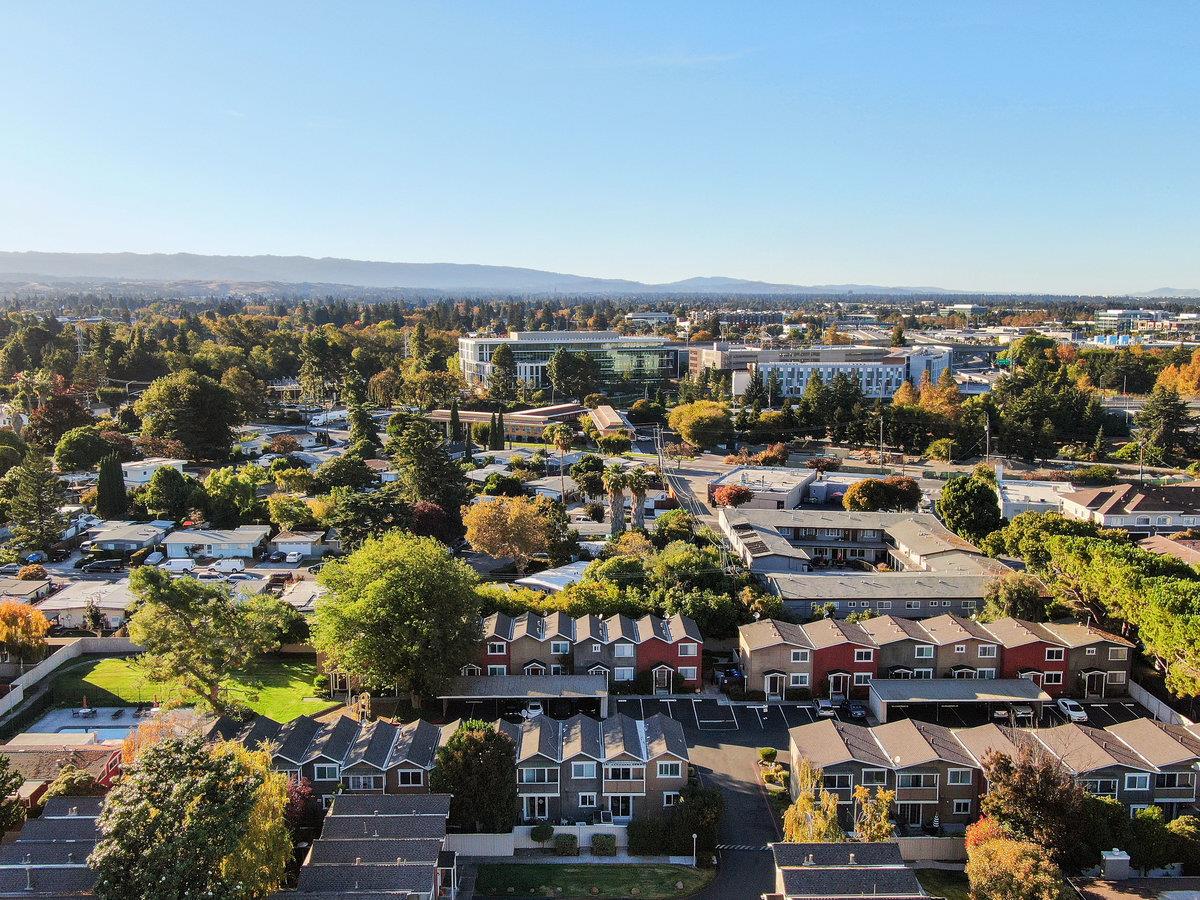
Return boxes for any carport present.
[437,673,609,718]
[867,678,1052,724]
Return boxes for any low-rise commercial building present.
[458,331,677,388]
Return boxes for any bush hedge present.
[591,833,617,856]
[553,833,578,856]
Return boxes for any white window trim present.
[613,643,634,658]
[953,799,972,815]
[1109,647,1128,661]
[1043,671,1063,685]
[571,761,597,780]
[313,764,340,781]
[978,644,997,658]
[578,792,596,808]
[853,673,871,686]
[550,641,570,655]
[396,769,423,786]
[790,673,809,687]
[1125,773,1151,791]
[614,667,635,682]
[678,642,698,657]
[915,645,933,659]
[663,791,680,807]
[657,761,683,779]
[854,649,874,662]
[1107,671,1127,684]
[947,768,973,786]
[678,666,698,681]
[487,641,507,655]
[487,665,508,676]
[791,648,810,663]
[1045,647,1065,661]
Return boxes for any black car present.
[840,698,869,720]
[266,551,286,563]
[82,559,123,574]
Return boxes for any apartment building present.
[457,331,677,388]
[498,712,689,824]
[1060,483,1200,537]
[738,616,1133,701]
[471,611,703,693]
[753,345,952,400]
[789,716,1200,829]
[719,508,1010,619]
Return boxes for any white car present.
[520,701,544,720]
[285,552,303,564]
[815,699,837,718]
[1056,698,1089,723]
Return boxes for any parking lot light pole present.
[692,833,698,868]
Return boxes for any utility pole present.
[878,415,884,475]
[984,415,990,464]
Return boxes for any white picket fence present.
[0,637,140,722]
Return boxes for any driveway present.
[682,700,789,899]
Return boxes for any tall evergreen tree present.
[95,453,128,519]
[389,418,471,534]
[449,399,463,443]
[487,344,517,402]
[9,451,66,552]
[494,409,506,450]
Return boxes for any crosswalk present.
[716,843,767,851]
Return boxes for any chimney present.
[67,852,75,864]
[804,853,815,866]
[848,852,856,865]
[355,857,362,865]
[69,806,78,816]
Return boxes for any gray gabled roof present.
[779,867,926,899]
[326,793,452,818]
[644,713,688,760]
[387,718,443,770]
[342,720,396,771]
[771,842,905,868]
[274,715,322,764]
[601,714,644,761]
[294,864,435,894]
[303,715,358,764]
[561,713,603,760]
[307,837,443,865]
[320,814,448,840]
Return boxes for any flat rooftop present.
[438,674,608,700]
[869,678,1052,705]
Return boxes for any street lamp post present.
[692,833,698,868]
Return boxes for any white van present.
[159,559,197,574]
[212,559,246,573]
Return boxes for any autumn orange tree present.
[462,496,551,575]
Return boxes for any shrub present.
[758,747,778,764]
[17,564,47,581]
[1069,464,1119,485]
[553,833,577,856]
[312,673,329,693]
[530,823,555,848]
[591,833,617,856]
[627,817,668,855]
[712,484,754,508]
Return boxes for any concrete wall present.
[1130,681,1194,726]
[0,637,140,722]
[444,823,629,857]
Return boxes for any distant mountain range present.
[0,251,961,295]
[0,251,1193,298]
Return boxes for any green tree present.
[220,366,269,420]
[1134,384,1193,457]
[1128,806,1176,875]
[936,474,1001,542]
[0,755,25,832]
[8,451,66,553]
[429,720,518,834]
[312,531,482,702]
[203,464,268,527]
[1168,814,1200,875]
[667,401,732,449]
[390,417,470,534]
[603,463,627,539]
[980,745,1086,869]
[487,343,517,402]
[570,454,605,499]
[135,369,243,461]
[95,453,128,519]
[980,573,1047,622]
[980,510,1126,572]
[312,451,375,493]
[41,764,106,802]
[90,736,288,900]
[320,484,412,550]
[546,347,599,400]
[54,425,108,471]
[542,422,574,500]
[624,466,655,531]
[448,399,463,443]
[142,465,205,521]
[267,494,316,532]
[126,567,297,711]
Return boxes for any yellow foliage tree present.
[891,379,918,406]
[463,496,551,574]
[214,740,291,898]
[1157,348,1200,397]
[966,836,1063,900]
[853,783,896,842]
[0,600,49,662]
[783,758,848,843]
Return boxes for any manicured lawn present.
[49,656,339,722]
[916,868,969,900]
[474,863,712,898]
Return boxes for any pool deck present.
[25,706,142,742]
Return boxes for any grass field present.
[473,864,712,898]
[916,868,969,900]
[49,656,339,722]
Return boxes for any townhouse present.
[1060,483,1200,536]
[470,611,703,693]
[738,616,1132,702]
[767,842,928,900]
[498,712,689,825]
[207,713,457,806]
[788,716,1200,828]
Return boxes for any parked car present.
[266,551,286,563]
[840,699,869,720]
[21,551,47,564]
[1011,704,1036,726]
[192,569,225,581]
[285,552,303,564]
[307,562,324,574]
[520,700,544,720]
[0,563,21,576]
[159,559,197,574]
[81,559,123,574]
[1056,697,1089,723]
[991,706,1010,722]
[815,699,837,718]
[45,548,70,562]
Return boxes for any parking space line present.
[692,699,702,729]
[729,705,739,729]
[639,698,645,721]
[753,706,764,729]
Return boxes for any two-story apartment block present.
[789,716,1200,828]
[497,712,689,824]
[470,611,703,693]
[740,616,1132,702]
[1060,483,1200,537]
[719,508,1011,619]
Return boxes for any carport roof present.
[868,678,1051,705]
[438,674,608,699]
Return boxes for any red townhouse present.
[801,618,879,699]
[980,617,1070,697]
[633,613,704,692]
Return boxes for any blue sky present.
[2,2,1198,294]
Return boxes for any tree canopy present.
[134,369,243,461]
[429,720,518,834]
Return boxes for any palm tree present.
[602,463,628,539]
[542,423,574,501]
[624,466,654,531]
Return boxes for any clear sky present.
[2,2,1198,294]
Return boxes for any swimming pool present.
[56,725,135,741]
